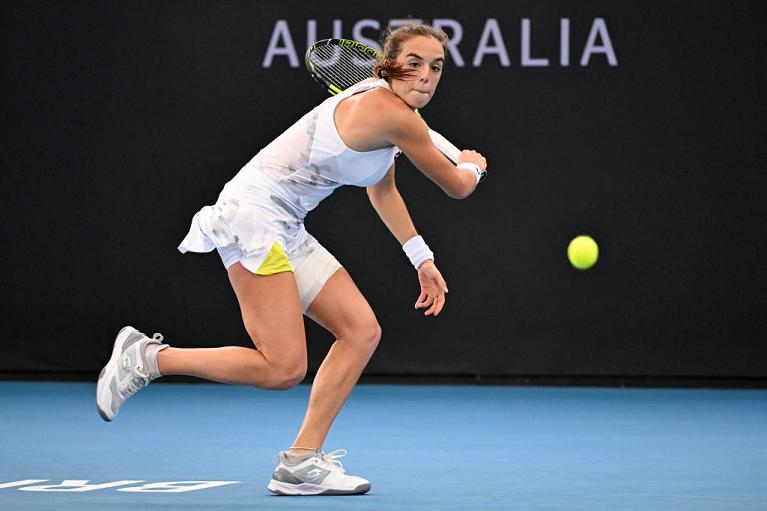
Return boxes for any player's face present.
[390,36,445,109]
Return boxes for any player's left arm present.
[366,163,417,245]
[367,163,448,316]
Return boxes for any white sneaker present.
[267,449,371,496]
[96,326,166,421]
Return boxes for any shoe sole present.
[267,479,370,496]
[96,326,134,422]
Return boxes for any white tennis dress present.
[178,79,398,309]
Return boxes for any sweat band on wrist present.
[457,162,484,185]
[402,235,434,270]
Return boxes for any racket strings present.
[309,46,379,90]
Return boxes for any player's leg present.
[268,266,379,496]
[157,262,308,388]
[97,262,307,421]
[293,267,381,449]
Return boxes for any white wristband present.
[457,162,483,185]
[402,235,434,270]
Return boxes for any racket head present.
[305,39,383,96]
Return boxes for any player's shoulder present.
[359,87,418,126]
[359,86,403,108]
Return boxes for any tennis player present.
[97,23,486,496]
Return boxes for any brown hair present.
[373,23,449,82]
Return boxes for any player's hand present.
[458,150,487,171]
[415,260,448,316]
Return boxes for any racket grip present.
[427,129,462,164]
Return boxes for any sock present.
[285,450,320,462]
[144,343,169,380]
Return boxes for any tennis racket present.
[305,38,463,163]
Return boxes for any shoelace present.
[118,364,150,398]
[319,449,348,474]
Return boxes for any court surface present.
[1,382,765,510]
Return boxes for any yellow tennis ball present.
[567,235,599,270]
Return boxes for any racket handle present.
[427,129,462,164]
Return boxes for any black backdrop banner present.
[2,1,766,379]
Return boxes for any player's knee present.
[267,360,307,390]
[348,319,382,354]
[370,323,382,348]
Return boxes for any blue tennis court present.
[1,382,764,510]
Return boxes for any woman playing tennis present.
[96,23,486,496]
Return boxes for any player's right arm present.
[369,91,487,199]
